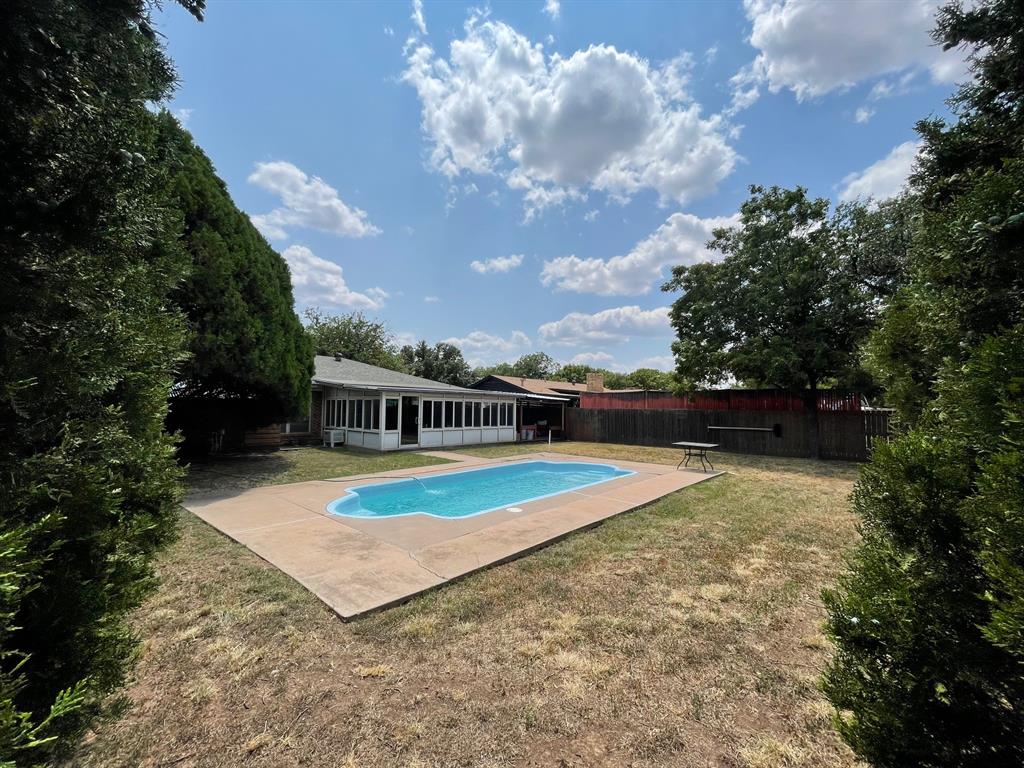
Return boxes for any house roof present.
[470,375,645,398]
[312,356,515,396]
[470,375,593,397]
[498,376,588,396]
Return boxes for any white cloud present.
[411,0,427,35]
[543,0,560,20]
[867,71,919,101]
[384,25,395,37]
[470,254,525,274]
[402,14,737,218]
[739,0,966,102]
[443,329,532,366]
[541,211,737,295]
[839,140,920,202]
[173,107,193,127]
[394,330,418,347]
[569,351,615,366]
[854,106,875,124]
[248,161,380,240]
[423,295,441,303]
[725,65,762,117]
[282,245,388,311]
[583,209,600,222]
[633,355,675,372]
[538,306,672,346]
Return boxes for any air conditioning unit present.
[323,428,345,448]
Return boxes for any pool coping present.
[184,452,723,620]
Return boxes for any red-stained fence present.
[580,389,863,412]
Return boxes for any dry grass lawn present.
[72,442,862,768]
[185,445,451,495]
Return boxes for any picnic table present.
[672,441,718,472]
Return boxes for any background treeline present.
[305,310,678,390]
[1,0,311,762]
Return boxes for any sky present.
[156,0,967,372]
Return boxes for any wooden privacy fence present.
[565,407,891,461]
[579,389,864,412]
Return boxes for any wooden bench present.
[708,424,782,437]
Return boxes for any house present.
[468,372,633,439]
[296,355,519,451]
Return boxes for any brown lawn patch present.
[71,442,861,767]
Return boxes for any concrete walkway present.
[185,452,721,620]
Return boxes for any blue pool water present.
[328,461,634,519]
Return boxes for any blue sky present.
[157,0,965,371]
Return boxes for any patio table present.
[672,441,718,472]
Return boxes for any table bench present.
[672,441,718,472]
[708,424,782,437]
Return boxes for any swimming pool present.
[328,460,634,519]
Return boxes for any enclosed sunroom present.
[310,355,518,451]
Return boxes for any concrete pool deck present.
[184,452,722,620]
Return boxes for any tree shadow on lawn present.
[183,446,450,500]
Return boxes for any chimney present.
[586,372,604,392]
[334,353,343,362]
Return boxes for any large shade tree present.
[157,114,313,453]
[823,0,1024,763]
[399,342,472,386]
[303,309,405,371]
[662,185,872,455]
[0,0,202,761]
[511,352,560,379]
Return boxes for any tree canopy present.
[509,352,560,379]
[399,342,473,386]
[0,0,202,760]
[663,186,872,395]
[831,193,917,306]
[304,309,405,371]
[471,352,560,381]
[158,113,312,451]
[626,368,674,391]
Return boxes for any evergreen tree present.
[823,1,1024,763]
[157,114,313,453]
[0,0,202,761]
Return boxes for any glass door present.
[400,396,419,445]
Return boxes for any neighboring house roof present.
[312,356,515,396]
[470,374,639,398]
[501,376,588,396]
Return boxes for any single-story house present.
[295,355,519,451]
